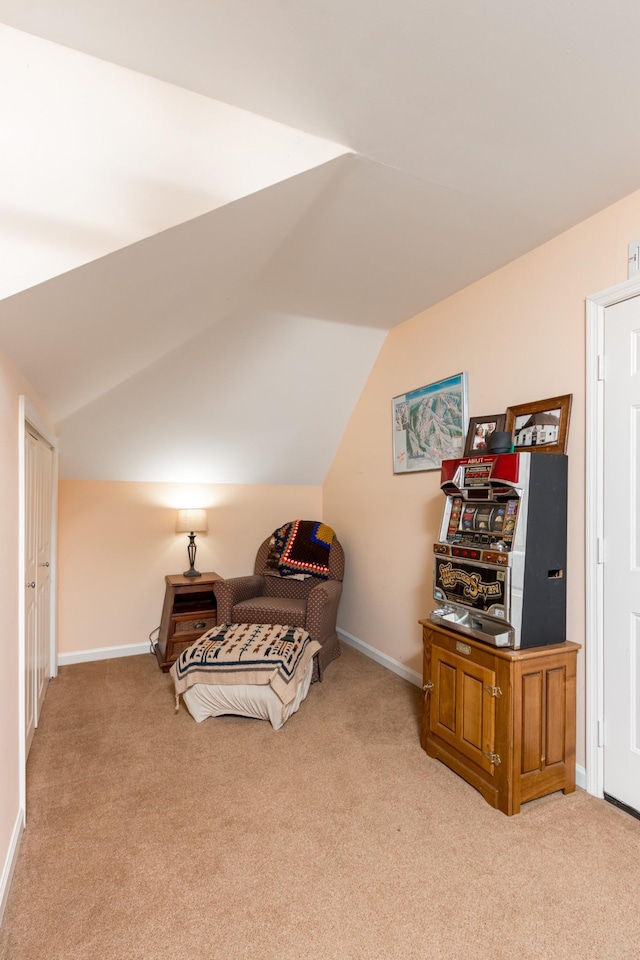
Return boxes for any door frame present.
[18,397,58,815]
[585,275,640,798]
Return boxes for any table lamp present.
[176,508,208,578]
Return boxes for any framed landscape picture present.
[392,372,468,473]
[505,394,572,454]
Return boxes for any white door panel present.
[35,440,52,719]
[24,432,38,756]
[603,295,640,813]
[24,427,54,757]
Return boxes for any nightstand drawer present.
[168,636,203,659]
[172,614,216,635]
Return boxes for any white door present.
[35,439,53,718]
[24,431,38,756]
[24,426,54,757]
[603,294,640,814]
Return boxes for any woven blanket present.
[170,623,321,706]
[264,520,335,580]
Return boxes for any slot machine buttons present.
[452,546,481,560]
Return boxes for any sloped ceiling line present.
[2,3,640,483]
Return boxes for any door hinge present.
[598,719,605,747]
[484,751,501,766]
[597,353,605,381]
[484,684,502,698]
[597,537,605,565]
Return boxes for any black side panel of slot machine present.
[519,453,568,647]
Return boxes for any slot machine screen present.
[460,504,506,535]
[447,498,519,545]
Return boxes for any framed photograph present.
[505,394,572,455]
[463,414,507,456]
[393,372,468,473]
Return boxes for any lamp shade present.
[176,508,208,534]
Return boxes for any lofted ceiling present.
[2,1,640,482]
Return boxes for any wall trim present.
[58,642,151,666]
[338,628,422,687]
[0,810,24,926]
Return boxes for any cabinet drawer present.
[172,614,216,635]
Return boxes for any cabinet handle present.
[193,621,207,630]
[39,561,50,567]
[423,680,434,694]
[26,581,35,588]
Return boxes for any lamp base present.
[183,533,201,578]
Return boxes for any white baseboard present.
[338,628,422,687]
[338,628,590,789]
[0,809,24,926]
[58,642,150,666]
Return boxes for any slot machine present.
[430,452,567,648]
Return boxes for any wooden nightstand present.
[154,573,223,672]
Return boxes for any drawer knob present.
[193,621,207,630]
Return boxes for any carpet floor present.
[1,643,639,960]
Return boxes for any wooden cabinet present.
[420,620,580,815]
[154,573,223,672]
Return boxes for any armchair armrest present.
[213,575,265,624]
[305,579,343,644]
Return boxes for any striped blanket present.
[170,623,321,706]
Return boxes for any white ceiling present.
[2,1,640,482]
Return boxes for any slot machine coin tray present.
[430,607,514,647]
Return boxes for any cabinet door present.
[430,645,497,774]
[515,656,575,798]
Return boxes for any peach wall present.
[0,347,53,918]
[57,480,321,654]
[324,185,640,770]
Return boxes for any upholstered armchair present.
[213,524,345,681]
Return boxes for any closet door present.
[35,439,53,718]
[24,431,38,756]
[24,426,54,757]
